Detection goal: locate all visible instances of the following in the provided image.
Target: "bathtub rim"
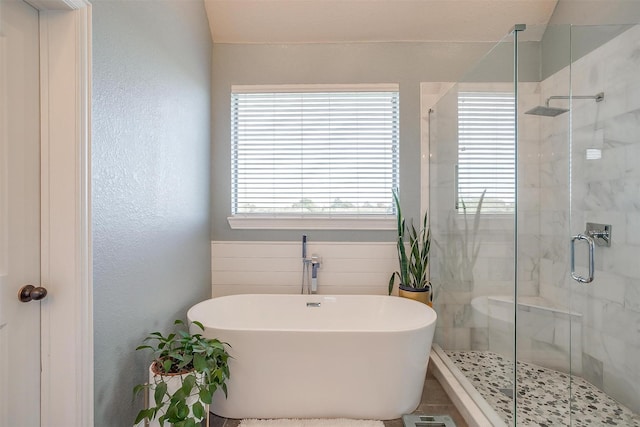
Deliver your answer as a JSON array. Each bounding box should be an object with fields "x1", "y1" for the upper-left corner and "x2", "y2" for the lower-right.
[{"x1": 187, "y1": 293, "x2": 437, "y2": 334}]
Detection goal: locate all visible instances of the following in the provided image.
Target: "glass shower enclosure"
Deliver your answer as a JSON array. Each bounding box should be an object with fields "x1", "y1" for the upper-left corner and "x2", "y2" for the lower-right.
[{"x1": 429, "y1": 22, "x2": 640, "y2": 426}]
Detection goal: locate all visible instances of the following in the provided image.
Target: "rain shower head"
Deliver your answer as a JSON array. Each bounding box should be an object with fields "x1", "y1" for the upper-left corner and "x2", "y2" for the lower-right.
[
  {"x1": 525, "y1": 92, "x2": 604, "y2": 117},
  {"x1": 525, "y1": 105, "x2": 569, "y2": 117}
]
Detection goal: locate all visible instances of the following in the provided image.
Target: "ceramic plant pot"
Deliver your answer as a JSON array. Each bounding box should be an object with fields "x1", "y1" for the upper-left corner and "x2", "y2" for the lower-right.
[
  {"x1": 145, "y1": 362, "x2": 206, "y2": 427},
  {"x1": 398, "y1": 284, "x2": 433, "y2": 307}
]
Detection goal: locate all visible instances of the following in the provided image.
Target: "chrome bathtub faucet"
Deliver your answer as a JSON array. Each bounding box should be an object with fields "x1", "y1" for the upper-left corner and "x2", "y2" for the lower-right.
[{"x1": 301, "y1": 235, "x2": 321, "y2": 294}]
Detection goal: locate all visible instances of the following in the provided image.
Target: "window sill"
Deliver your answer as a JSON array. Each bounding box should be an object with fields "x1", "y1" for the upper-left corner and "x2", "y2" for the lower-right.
[{"x1": 227, "y1": 215, "x2": 396, "y2": 231}]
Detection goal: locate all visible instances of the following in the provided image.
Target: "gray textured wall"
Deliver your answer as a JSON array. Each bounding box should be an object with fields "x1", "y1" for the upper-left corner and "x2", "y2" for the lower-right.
[
  {"x1": 91, "y1": 1, "x2": 212, "y2": 426},
  {"x1": 211, "y1": 41, "x2": 540, "y2": 242}
]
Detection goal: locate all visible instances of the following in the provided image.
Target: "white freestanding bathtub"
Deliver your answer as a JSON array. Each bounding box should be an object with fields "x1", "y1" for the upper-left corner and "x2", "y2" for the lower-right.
[{"x1": 187, "y1": 294, "x2": 437, "y2": 420}]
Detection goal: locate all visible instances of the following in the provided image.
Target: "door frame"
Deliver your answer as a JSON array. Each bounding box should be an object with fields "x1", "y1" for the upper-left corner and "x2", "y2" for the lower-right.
[{"x1": 28, "y1": 0, "x2": 93, "y2": 425}]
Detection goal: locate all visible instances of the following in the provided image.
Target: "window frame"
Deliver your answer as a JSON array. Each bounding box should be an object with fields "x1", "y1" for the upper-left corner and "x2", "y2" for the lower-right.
[{"x1": 228, "y1": 83, "x2": 400, "y2": 230}]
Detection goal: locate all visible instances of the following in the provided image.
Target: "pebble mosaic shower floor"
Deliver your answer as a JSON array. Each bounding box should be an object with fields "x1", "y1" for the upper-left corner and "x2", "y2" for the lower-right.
[{"x1": 445, "y1": 351, "x2": 640, "y2": 426}]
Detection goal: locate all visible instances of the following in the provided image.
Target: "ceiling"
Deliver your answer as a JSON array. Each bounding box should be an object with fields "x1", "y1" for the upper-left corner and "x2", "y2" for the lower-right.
[{"x1": 203, "y1": 0, "x2": 559, "y2": 44}]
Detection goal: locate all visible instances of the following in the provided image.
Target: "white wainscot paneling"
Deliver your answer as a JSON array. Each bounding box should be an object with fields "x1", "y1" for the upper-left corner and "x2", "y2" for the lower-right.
[{"x1": 211, "y1": 241, "x2": 397, "y2": 297}]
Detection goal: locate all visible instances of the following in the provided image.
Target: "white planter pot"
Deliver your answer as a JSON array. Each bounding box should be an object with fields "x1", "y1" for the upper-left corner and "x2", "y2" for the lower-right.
[{"x1": 144, "y1": 363, "x2": 206, "y2": 427}]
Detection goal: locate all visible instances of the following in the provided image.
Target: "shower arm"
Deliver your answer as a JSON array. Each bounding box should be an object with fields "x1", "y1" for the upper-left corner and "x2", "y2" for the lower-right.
[{"x1": 545, "y1": 92, "x2": 604, "y2": 107}]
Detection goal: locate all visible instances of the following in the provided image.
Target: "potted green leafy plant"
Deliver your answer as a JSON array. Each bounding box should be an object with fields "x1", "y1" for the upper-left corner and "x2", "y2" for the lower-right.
[
  {"x1": 133, "y1": 319, "x2": 230, "y2": 427},
  {"x1": 388, "y1": 189, "x2": 432, "y2": 306}
]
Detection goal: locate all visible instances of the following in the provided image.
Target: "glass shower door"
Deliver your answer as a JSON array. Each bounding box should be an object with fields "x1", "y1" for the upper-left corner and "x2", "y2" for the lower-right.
[
  {"x1": 519, "y1": 22, "x2": 640, "y2": 426},
  {"x1": 516, "y1": 23, "x2": 576, "y2": 426},
  {"x1": 429, "y1": 28, "x2": 519, "y2": 426},
  {"x1": 565, "y1": 23, "x2": 640, "y2": 426}
]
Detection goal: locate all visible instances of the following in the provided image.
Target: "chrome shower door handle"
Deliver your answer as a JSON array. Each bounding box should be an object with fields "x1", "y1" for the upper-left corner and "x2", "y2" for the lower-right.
[{"x1": 570, "y1": 233, "x2": 595, "y2": 283}]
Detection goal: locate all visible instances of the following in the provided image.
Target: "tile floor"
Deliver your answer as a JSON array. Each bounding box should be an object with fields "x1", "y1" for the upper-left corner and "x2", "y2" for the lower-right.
[
  {"x1": 447, "y1": 350, "x2": 640, "y2": 427},
  {"x1": 209, "y1": 364, "x2": 467, "y2": 427}
]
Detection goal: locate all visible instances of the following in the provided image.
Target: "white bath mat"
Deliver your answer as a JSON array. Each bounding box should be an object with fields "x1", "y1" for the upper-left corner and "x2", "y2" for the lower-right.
[{"x1": 239, "y1": 419, "x2": 384, "y2": 427}]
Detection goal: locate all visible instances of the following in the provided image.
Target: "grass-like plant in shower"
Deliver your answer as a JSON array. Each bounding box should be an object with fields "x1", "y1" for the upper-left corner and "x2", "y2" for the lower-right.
[
  {"x1": 133, "y1": 319, "x2": 230, "y2": 427},
  {"x1": 388, "y1": 189, "x2": 432, "y2": 301},
  {"x1": 433, "y1": 190, "x2": 486, "y2": 292}
]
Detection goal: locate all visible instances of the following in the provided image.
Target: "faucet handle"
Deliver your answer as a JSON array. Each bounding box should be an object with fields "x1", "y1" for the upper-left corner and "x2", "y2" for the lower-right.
[
  {"x1": 310, "y1": 254, "x2": 321, "y2": 294},
  {"x1": 586, "y1": 222, "x2": 611, "y2": 247}
]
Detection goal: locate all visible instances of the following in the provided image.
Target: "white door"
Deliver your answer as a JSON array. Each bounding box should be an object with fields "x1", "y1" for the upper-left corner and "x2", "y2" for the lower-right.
[{"x1": 0, "y1": 1, "x2": 43, "y2": 426}]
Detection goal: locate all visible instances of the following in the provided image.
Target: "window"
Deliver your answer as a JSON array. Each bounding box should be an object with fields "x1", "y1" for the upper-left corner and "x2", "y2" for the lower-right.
[
  {"x1": 230, "y1": 84, "x2": 399, "y2": 228},
  {"x1": 457, "y1": 91, "x2": 515, "y2": 214}
]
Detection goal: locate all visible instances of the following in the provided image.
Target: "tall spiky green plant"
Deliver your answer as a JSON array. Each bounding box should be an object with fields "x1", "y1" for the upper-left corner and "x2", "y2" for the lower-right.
[
  {"x1": 388, "y1": 189, "x2": 431, "y2": 295},
  {"x1": 432, "y1": 189, "x2": 486, "y2": 291}
]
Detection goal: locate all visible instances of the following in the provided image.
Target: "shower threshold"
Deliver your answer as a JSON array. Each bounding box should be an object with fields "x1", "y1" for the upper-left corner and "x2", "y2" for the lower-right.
[{"x1": 430, "y1": 345, "x2": 640, "y2": 426}]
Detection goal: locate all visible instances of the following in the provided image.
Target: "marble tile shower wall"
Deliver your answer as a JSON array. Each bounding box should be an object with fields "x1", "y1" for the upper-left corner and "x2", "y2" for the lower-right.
[{"x1": 537, "y1": 24, "x2": 640, "y2": 413}]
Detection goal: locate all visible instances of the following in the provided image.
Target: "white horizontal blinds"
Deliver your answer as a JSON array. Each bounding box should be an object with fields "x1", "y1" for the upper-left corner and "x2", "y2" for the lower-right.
[
  {"x1": 457, "y1": 91, "x2": 515, "y2": 213},
  {"x1": 231, "y1": 87, "x2": 399, "y2": 216}
]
